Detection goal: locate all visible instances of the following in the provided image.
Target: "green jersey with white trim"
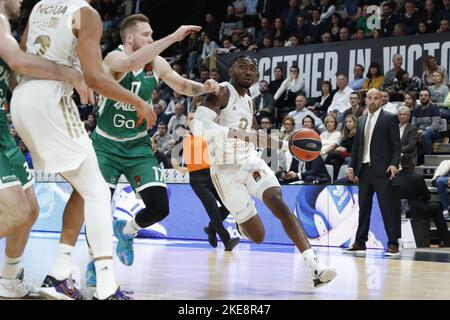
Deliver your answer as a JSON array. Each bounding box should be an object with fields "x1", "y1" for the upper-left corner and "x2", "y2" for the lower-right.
[{"x1": 96, "y1": 45, "x2": 158, "y2": 139}]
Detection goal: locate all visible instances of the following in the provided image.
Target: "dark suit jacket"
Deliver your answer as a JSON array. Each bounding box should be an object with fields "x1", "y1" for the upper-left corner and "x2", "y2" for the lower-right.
[
  {"x1": 401, "y1": 123, "x2": 418, "y2": 163},
  {"x1": 391, "y1": 169, "x2": 431, "y2": 215},
  {"x1": 350, "y1": 109, "x2": 401, "y2": 177}
]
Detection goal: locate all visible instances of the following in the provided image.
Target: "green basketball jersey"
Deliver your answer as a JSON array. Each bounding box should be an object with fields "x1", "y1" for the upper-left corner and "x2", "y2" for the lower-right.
[
  {"x1": 0, "y1": 58, "x2": 10, "y2": 128},
  {"x1": 96, "y1": 45, "x2": 158, "y2": 140}
]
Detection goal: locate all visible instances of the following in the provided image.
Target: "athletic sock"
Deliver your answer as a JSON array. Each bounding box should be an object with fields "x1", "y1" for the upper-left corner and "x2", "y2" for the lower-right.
[
  {"x1": 50, "y1": 243, "x2": 73, "y2": 280},
  {"x1": 2, "y1": 255, "x2": 22, "y2": 279},
  {"x1": 94, "y1": 259, "x2": 117, "y2": 299},
  {"x1": 301, "y1": 248, "x2": 317, "y2": 265},
  {"x1": 123, "y1": 219, "x2": 141, "y2": 236}
]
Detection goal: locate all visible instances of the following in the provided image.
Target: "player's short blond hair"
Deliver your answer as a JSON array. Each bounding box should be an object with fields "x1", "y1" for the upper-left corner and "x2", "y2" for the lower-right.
[{"x1": 120, "y1": 13, "x2": 149, "y2": 42}]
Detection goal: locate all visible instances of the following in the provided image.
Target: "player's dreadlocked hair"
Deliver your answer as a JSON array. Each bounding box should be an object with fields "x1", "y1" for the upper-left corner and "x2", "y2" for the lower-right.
[{"x1": 230, "y1": 55, "x2": 258, "y2": 69}]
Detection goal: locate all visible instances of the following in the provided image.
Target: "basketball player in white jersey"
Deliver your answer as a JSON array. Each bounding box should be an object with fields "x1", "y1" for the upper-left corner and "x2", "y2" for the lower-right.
[
  {"x1": 0, "y1": 0, "x2": 94, "y2": 298},
  {"x1": 11, "y1": 0, "x2": 156, "y2": 300},
  {"x1": 192, "y1": 55, "x2": 337, "y2": 288}
]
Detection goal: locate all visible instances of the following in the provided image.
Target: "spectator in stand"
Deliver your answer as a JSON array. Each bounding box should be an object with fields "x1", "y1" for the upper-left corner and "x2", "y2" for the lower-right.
[
  {"x1": 438, "y1": 0, "x2": 450, "y2": 23},
  {"x1": 152, "y1": 89, "x2": 167, "y2": 112},
  {"x1": 281, "y1": 0, "x2": 300, "y2": 34},
  {"x1": 392, "y1": 69, "x2": 423, "y2": 101},
  {"x1": 343, "y1": 92, "x2": 365, "y2": 119},
  {"x1": 310, "y1": 80, "x2": 334, "y2": 119},
  {"x1": 209, "y1": 69, "x2": 221, "y2": 83},
  {"x1": 319, "y1": 0, "x2": 336, "y2": 23},
  {"x1": 148, "y1": 104, "x2": 170, "y2": 136},
  {"x1": 185, "y1": 31, "x2": 203, "y2": 77},
  {"x1": 329, "y1": 12, "x2": 343, "y2": 41},
  {"x1": 233, "y1": 0, "x2": 247, "y2": 19},
  {"x1": 421, "y1": 0, "x2": 439, "y2": 33},
  {"x1": 328, "y1": 74, "x2": 353, "y2": 122},
  {"x1": 199, "y1": 33, "x2": 219, "y2": 70},
  {"x1": 288, "y1": 94, "x2": 323, "y2": 131},
  {"x1": 84, "y1": 112, "x2": 96, "y2": 136},
  {"x1": 348, "y1": 64, "x2": 365, "y2": 91},
  {"x1": 338, "y1": 26, "x2": 351, "y2": 41},
  {"x1": 196, "y1": 67, "x2": 210, "y2": 84},
  {"x1": 429, "y1": 70, "x2": 450, "y2": 107},
  {"x1": 431, "y1": 159, "x2": 450, "y2": 219},
  {"x1": 401, "y1": 0, "x2": 420, "y2": 35},
  {"x1": 325, "y1": 114, "x2": 356, "y2": 180},
  {"x1": 435, "y1": 18, "x2": 449, "y2": 33},
  {"x1": 261, "y1": 34, "x2": 274, "y2": 49},
  {"x1": 441, "y1": 92, "x2": 450, "y2": 120},
  {"x1": 412, "y1": 89, "x2": 442, "y2": 156},
  {"x1": 286, "y1": 34, "x2": 300, "y2": 47},
  {"x1": 203, "y1": 13, "x2": 221, "y2": 43},
  {"x1": 279, "y1": 116, "x2": 296, "y2": 142},
  {"x1": 320, "y1": 115, "x2": 342, "y2": 161},
  {"x1": 392, "y1": 22, "x2": 406, "y2": 37},
  {"x1": 243, "y1": 0, "x2": 259, "y2": 29},
  {"x1": 274, "y1": 65, "x2": 305, "y2": 119},
  {"x1": 295, "y1": 15, "x2": 308, "y2": 41},
  {"x1": 270, "y1": 17, "x2": 288, "y2": 42},
  {"x1": 256, "y1": 17, "x2": 271, "y2": 48},
  {"x1": 153, "y1": 123, "x2": 171, "y2": 154},
  {"x1": 171, "y1": 123, "x2": 186, "y2": 143},
  {"x1": 353, "y1": 27, "x2": 366, "y2": 40},
  {"x1": 167, "y1": 103, "x2": 187, "y2": 134},
  {"x1": 361, "y1": 62, "x2": 384, "y2": 95},
  {"x1": 398, "y1": 106, "x2": 418, "y2": 163},
  {"x1": 321, "y1": 32, "x2": 333, "y2": 43},
  {"x1": 371, "y1": 28, "x2": 384, "y2": 39},
  {"x1": 256, "y1": 0, "x2": 278, "y2": 21},
  {"x1": 381, "y1": 0, "x2": 400, "y2": 36},
  {"x1": 422, "y1": 55, "x2": 448, "y2": 86},
  {"x1": 356, "y1": 4, "x2": 371, "y2": 36},
  {"x1": 305, "y1": 9, "x2": 326, "y2": 43},
  {"x1": 219, "y1": 5, "x2": 244, "y2": 40},
  {"x1": 269, "y1": 66, "x2": 284, "y2": 97},
  {"x1": 404, "y1": 91, "x2": 417, "y2": 111},
  {"x1": 162, "y1": 139, "x2": 177, "y2": 168},
  {"x1": 254, "y1": 80, "x2": 275, "y2": 124},
  {"x1": 299, "y1": 0, "x2": 315, "y2": 18},
  {"x1": 345, "y1": 0, "x2": 362, "y2": 30},
  {"x1": 165, "y1": 91, "x2": 187, "y2": 116},
  {"x1": 381, "y1": 90, "x2": 399, "y2": 115},
  {"x1": 416, "y1": 21, "x2": 428, "y2": 34}
]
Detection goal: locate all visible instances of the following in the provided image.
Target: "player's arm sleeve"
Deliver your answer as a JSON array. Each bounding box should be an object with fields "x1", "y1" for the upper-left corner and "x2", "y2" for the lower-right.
[{"x1": 191, "y1": 106, "x2": 229, "y2": 139}]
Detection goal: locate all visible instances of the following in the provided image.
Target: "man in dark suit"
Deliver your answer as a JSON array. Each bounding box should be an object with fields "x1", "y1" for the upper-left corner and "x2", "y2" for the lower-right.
[
  {"x1": 398, "y1": 106, "x2": 418, "y2": 164},
  {"x1": 345, "y1": 88, "x2": 401, "y2": 256},
  {"x1": 392, "y1": 155, "x2": 450, "y2": 247}
]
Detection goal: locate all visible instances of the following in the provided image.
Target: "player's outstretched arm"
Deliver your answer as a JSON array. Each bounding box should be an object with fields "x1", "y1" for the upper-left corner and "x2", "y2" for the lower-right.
[
  {"x1": 76, "y1": 7, "x2": 155, "y2": 126},
  {"x1": 153, "y1": 56, "x2": 219, "y2": 96},
  {"x1": 106, "y1": 25, "x2": 201, "y2": 73},
  {"x1": 0, "y1": 16, "x2": 88, "y2": 98}
]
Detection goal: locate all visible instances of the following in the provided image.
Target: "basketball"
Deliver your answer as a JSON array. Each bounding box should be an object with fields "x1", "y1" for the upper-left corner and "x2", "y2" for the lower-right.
[{"x1": 288, "y1": 128, "x2": 322, "y2": 162}]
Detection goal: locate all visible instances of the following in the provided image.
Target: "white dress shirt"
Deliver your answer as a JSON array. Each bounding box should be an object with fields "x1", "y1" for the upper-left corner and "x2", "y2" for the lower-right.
[
  {"x1": 362, "y1": 107, "x2": 382, "y2": 164},
  {"x1": 328, "y1": 86, "x2": 353, "y2": 114}
]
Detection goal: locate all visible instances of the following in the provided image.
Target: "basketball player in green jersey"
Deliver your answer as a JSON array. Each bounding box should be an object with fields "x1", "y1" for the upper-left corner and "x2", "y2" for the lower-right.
[
  {"x1": 0, "y1": 0, "x2": 93, "y2": 298},
  {"x1": 47, "y1": 13, "x2": 219, "y2": 286}
]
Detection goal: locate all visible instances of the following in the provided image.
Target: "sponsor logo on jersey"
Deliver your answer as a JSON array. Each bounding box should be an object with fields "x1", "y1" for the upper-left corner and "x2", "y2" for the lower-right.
[
  {"x1": 252, "y1": 171, "x2": 261, "y2": 182},
  {"x1": 35, "y1": 4, "x2": 68, "y2": 15}
]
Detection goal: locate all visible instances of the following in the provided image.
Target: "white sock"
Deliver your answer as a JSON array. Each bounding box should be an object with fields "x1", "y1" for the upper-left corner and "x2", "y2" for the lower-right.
[
  {"x1": 50, "y1": 243, "x2": 73, "y2": 280},
  {"x1": 301, "y1": 248, "x2": 317, "y2": 265},
  {"x1": 94, "y1": 259, "x2": 117, "y2": 299},
  {"x1": 2, "y1": 255, "x2": 22, "y2": 279},
  {"x1": 123, "y1": 219, "x2": 141, "y2": 236}
]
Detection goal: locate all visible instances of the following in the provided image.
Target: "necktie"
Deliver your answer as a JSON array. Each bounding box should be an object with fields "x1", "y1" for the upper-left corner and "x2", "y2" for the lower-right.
[{"x1": 363, "y1": 113, "x2": 374, "y2": 162}]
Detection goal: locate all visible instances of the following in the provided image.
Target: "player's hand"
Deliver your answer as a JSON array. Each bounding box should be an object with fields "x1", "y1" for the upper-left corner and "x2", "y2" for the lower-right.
[
  {"x1": 386, "y1": 165, "x2": 398, "y2": 180},
  {"x1": 135, "y1": 100, "x2": 156, "y2": 129},
  {"x1": 171, "y1": 25, "x2": 202, "y2": 42},
  {"x1": 203, "y1": 79, "x2": 220, "y2": 94},
  {"x1": 69, "y1": 69, "x2": 95, "y2": 105}
]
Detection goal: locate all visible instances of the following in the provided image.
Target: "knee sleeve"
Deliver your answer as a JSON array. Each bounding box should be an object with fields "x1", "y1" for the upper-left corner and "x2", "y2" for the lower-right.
[{"x1": 135, "y1": 187, "x2": 169, "y2": 228}]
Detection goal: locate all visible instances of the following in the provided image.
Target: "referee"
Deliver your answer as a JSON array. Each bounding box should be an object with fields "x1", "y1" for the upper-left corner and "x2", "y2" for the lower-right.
[{"x1": 172, "y1": 113, "x2": 240, "y2": 251}]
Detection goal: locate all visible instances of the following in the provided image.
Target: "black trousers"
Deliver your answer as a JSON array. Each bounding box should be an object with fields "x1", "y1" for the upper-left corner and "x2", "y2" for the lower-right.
[
  {"x1": 409, "y1": 201, "x2": 449, "y2": 244},
  {"x1": 189, "y1": 168, "x2": 230, "y2": 244},
  {"x1": 356, "y1": 164, "x2": 399, "y2": 246}
]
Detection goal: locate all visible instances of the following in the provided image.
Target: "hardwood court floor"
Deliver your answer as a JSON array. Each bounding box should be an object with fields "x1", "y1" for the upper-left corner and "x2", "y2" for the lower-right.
[{"x1": 3, "y1": 233, "x2": 450, "y2": 300}]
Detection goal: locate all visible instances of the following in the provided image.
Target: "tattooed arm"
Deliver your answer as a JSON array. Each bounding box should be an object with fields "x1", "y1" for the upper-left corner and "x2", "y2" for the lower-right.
[{"x1": 153, "y1": 56, "x2": 218, "y2": 96}]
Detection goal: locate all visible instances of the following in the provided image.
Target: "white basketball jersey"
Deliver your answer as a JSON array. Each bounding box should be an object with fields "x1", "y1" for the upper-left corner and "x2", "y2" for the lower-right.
[
  {"x1": 26, "y1": 0, "x2": 88, "y2": 69},
  {"x1": 209, "y1": 82, "x2": 257, "y2": 164}
]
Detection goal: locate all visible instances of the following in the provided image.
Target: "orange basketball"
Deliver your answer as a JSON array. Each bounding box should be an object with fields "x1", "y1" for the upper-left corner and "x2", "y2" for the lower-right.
[{"x1": 288, "y1": 128, "x2": 322, "y2": 162}]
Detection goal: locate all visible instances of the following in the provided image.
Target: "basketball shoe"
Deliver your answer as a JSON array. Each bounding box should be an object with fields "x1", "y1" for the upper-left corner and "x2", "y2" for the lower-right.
[
  {"x1": 93, "y1": 287, "x2": 133, "y2": 300},
  {"x1": 309, "y1": 257, "x2": 337, "y2": 288},
  {"x1": 0, "y1": 268, "x2": 36, "y2": 298},
  {"x1": 113, "y1": 219, "x2": 134, "y2": 266},
  {"x1": 85, "y1": 260, "x2": 96, "y2": 286},
  {"x1": 39, "y1": 274, "x2": 83, "y2": 300}
]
